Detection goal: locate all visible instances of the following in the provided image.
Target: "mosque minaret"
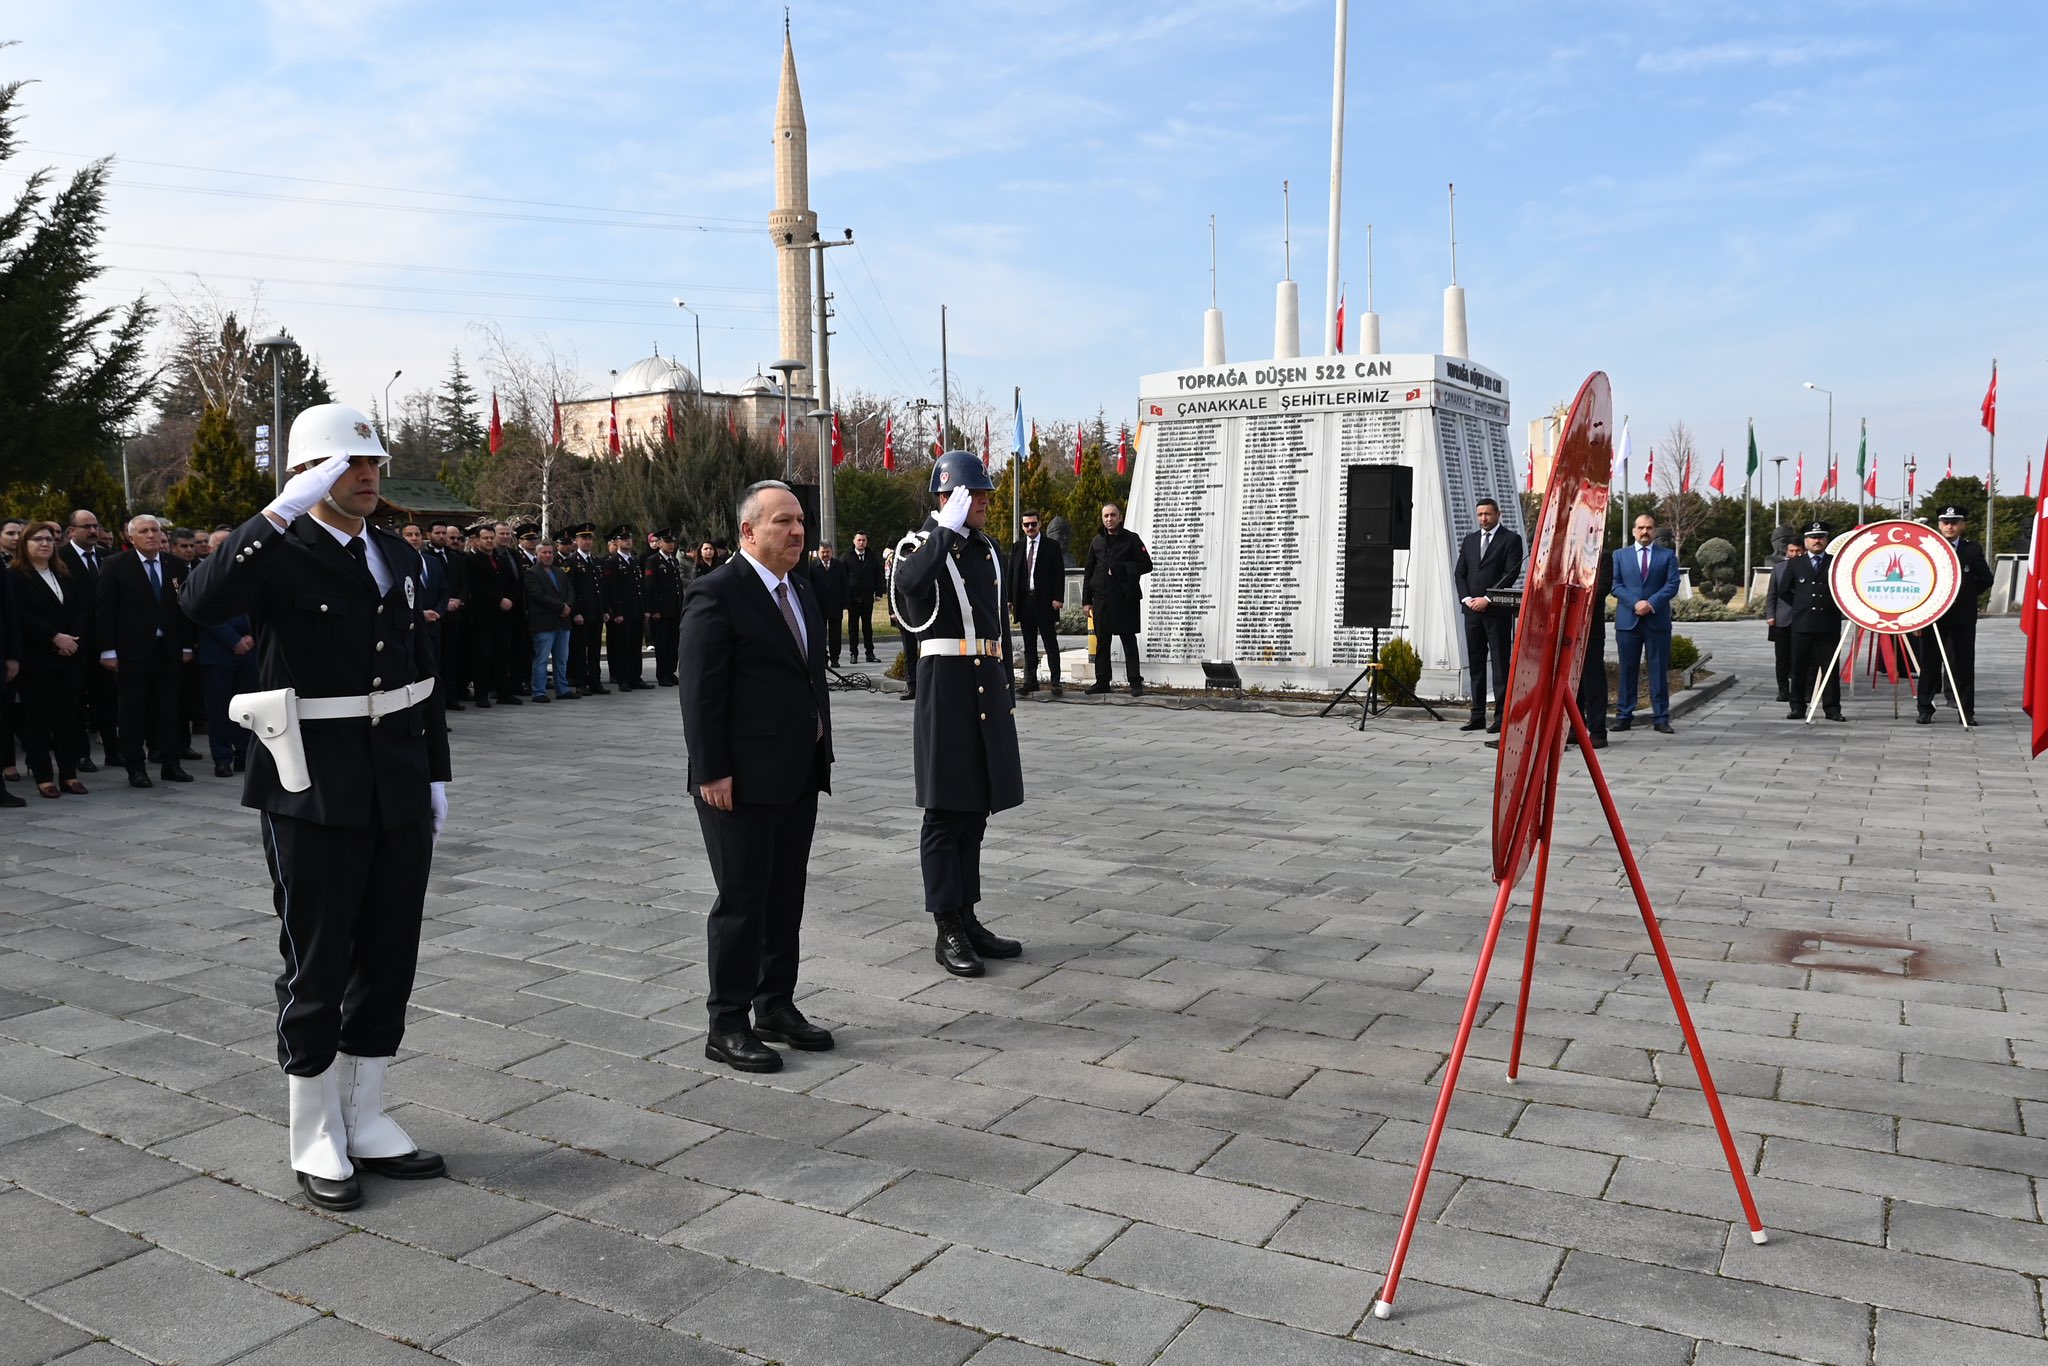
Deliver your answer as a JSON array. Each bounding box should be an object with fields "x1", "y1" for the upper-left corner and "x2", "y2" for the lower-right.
[{"x1": 769, "y1": 19, "x2": 817, "y2": 396}]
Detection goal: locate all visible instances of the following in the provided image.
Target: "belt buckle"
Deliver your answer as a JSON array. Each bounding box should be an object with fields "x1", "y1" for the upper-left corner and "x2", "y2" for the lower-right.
[{"x1": 366, "y1": 688, "x2": 384, "y2": 720}]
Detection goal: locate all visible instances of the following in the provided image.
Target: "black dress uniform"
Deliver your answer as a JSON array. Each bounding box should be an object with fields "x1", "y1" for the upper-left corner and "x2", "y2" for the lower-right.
[
  {"x1": 463, "y1": 535, "x2": 502, "y2": 706},
  {"x1": 1916, "y1": 513, "x2": 1996, "y2": 724},
  {"x1": 893, "y1": 487, "x2": 1026, "y2": 976},
  {"x1": 1786, "y1": 524, "x2": 1845, "y2": 720},
  {"x1": 601, "y1": 536, "x2": 646, "y2": 688},
  {"x1": 565, "y1": 531, "x2": 606, "y2": 692},
  {"x1": 643, "y1": 539, "x2": 685, "y2": 686}
]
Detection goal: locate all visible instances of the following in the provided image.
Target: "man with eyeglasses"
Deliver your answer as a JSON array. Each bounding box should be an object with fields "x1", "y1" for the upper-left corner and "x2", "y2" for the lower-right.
[{"x1": 1010, "y1": 511, "x2": 1065, "y2": 696}]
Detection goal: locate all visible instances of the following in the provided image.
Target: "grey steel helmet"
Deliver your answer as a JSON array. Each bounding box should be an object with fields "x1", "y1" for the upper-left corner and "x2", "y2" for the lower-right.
[{"x1": 929, "y1": 449, "x2": 995, "y2": 495}]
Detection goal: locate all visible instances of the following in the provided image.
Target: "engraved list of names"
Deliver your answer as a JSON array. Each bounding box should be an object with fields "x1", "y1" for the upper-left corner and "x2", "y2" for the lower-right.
[
  {"x1": 1232, "y1": 415, "x2": 1314, "y2": 664},
  {"x1": 1141, "y1": 418, "x2": 1224, "y2": 663}
]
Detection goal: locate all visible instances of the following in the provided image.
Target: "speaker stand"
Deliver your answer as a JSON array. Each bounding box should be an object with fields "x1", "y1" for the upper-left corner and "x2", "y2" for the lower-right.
[{"x1": 1320, "y1": 629, "x2": 1441, "y2": 730}]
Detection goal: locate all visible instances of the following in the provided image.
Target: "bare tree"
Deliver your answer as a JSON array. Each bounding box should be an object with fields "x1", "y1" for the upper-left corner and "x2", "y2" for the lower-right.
[
  {"x1": 471, "y1": 324, "x2": 591, "y2": 534},
  {"x1": 1655, "y1": 419, "x2": 1710, "y2": 559}
]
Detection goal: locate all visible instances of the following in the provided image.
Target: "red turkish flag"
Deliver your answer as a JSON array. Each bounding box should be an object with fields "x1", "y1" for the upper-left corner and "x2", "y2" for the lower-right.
[
  {"x1": 2022, "y1": 486, "x2": 2048, "y2": 756},
  {"x1": 1117, "y1": 426, "x2": 1129, "y2": 476},
  {"x1": 1907, "y1": 462, "x2": 1916, "y2": 499},
  {"x1": 727, "y1": 408, "x2": 738, "y2": 437},
  {"x1": 488, "y1": 391, "x2": 503, "y2": 454},
  {"x1": 778, "y1": 411, "x2": 787, "y2": 449},
  {"x1": 831, "y1": 410, "x2": 844, "y2": 468},
  {"x1": 1793, "y1": 453, "x2": 1803, "y2": 497},
  {"x1": 607, "y1": 398, "x2": 620, "y2": 455},
  {"x1": 1709, "y1": 455, "x2": 1725, "y2": 495},
  {"x1": 550, "y1": 398, "x2": 561, "y2": 449},
  {"x1": 664, "y1": 400, "x2": 676, "y2": 444},
  {"x1": 1680, "y1": 454, "x2": 1692, "y2": 495},
  {"x1": 1644, "y1": 446, "x2": 1654, "y2": 487},
  {"x1": 1073, "y1": 422, "x2": 1085, "y2": 476},
  {"x1": 883, "y1": 417, "x2": 896, "y2": 472},
  {"x1": 1335, "y1": 290, "x2": 1346, "y2": 353},
  {"x1": 1863, "y1": 453, "x2": 1878, "y2": 499},
  {"x1": 1818, "y1": 457, "x2": 1837, "y2": 497},
  {"x1": 1982, "y1": 363, "x2": 1998, "y2": 434},
  {"x1": 1946, "y1": 454, "x2": 1954, "y2": 480}
]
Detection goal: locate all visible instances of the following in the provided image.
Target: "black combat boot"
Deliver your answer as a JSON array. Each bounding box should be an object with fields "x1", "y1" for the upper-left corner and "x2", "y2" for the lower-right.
[
  {"x1": 934, "y1": 913, "x2": 985, "y2": 977},
  {"x1": 959, "y1": 908, "x2": 1021, "y2": 959}
]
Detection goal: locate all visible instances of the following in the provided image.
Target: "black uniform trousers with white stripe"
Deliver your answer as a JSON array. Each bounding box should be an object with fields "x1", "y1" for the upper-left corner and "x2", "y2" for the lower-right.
[{"x1": 262, "y1": 795, "x2": 434, "y2": 1077}]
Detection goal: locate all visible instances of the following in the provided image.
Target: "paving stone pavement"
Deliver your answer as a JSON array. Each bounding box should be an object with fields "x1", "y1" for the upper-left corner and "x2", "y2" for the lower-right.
[{"x1": 2, "y1": 619, "x2": 2045, "y2": 1364}]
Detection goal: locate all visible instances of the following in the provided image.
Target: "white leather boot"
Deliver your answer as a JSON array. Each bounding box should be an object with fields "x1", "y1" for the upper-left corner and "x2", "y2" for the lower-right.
[
  {"x1": 287, "y1": 1065, "x2": 353, "y2": 1180},
  {"x1": 336, "y1": 1053, "x2": 415, "y2": 1158}
]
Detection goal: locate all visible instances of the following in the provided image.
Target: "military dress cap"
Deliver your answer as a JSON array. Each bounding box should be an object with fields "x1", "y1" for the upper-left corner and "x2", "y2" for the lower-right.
[
  {"x1": 609, "y1": 524, "x2": 634, "y2": 541},
  {"x1": 514, "y1": 522, "x2": 540, "y2": 538},
  {"x1": 464, "y1": 522, "x2": 488, "y2": 536},
  {"x1": 568, "y1": 522, "x2": 595, "y2": 536},
  {"x1": 653, "y1": 528, "x2": 675, "y2": 542},
  {"x1": 1937, "y1": 505, "x2": 1968, "y2": 520},
  {"x1": 1804, "y1": 521, "x2": 1831, "y2": 538}
]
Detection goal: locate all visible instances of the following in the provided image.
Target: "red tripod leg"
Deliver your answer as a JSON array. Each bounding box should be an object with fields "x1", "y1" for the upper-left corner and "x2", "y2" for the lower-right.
[
  {"x1": 1563, "y1": 693, "x2": 1769, "y2": 1243},
  {"x1": 1372, "y1": 872, "x2": 1520, "y2": 1319},
  {"x1": 1506, "y1": 723, "x2": 1565, "y2": 1081}
]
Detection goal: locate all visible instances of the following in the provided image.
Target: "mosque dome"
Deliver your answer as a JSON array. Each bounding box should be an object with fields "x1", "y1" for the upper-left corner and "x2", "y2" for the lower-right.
[
  {"x1": 735, "y1": 371, "x2": 780, "y2": 397},
  {"x1": 612, "y1": 354, "x2": 697, "y2": 397}
]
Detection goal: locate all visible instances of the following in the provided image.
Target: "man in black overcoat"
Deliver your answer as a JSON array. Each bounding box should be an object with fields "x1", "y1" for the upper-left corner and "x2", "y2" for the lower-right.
[
  {"x1": 1082, "y1": 503, "x2": 1151, "y2": 695},
  {"x1": 678, "y1": 481, "x2": 834, "y2": 1074},
  {"x1": 643, "y1": 529, "x2": 686, "y2": 686},
  {"x1": 893, "y1": 452, "x2": 1026, "y2": 977},
  {"x1": 806, "y1": 542, "x2": 850, "y2": 666},
  {"x1": 463, "y1": 525, "x2": 505, "y2": 707},
  {"x1": 180, "y1": 405, "x2": 450, "y2": 1213}
]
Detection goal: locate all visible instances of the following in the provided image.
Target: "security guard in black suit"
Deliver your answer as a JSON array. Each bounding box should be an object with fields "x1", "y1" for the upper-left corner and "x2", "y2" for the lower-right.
[
  {"x1": 180, "y1": 404, "x2": 449, "y2": 1214},
  {"x1": 601, "y1": 525, "x2": 647, "y2": 689},
  {"x1": 564, "y1": 523, "x2": 607, "y2": 693},
  {"x1": 643, "y1": 528, "x2": 685, "y2": 686},
  {"x1": 1786, "y1": 521, "x2": 1846, "y2": 721},
  {"x1": 890, "y1": 451, "x2": 1026, "y2": 977},
  {"x1": 1916, "y1": 504, "x2": 1997, "y2": 725}
]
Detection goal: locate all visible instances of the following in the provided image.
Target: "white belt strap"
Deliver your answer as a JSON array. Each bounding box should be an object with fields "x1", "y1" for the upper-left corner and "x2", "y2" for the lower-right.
[
  {"x1": 920, "y1": 638, "x2": 1004, "y2": 659},
  {"x1": 295, "y1": 678, "x2": 435, "y2": 722}
]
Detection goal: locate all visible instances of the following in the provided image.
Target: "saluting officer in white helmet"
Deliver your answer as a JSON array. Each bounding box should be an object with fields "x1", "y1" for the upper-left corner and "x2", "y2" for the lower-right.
[
  {"x1": 180, "y1": 404, "x2": 451, "y2": 1212},
  {"x1": 890, "y1": 451, "x2": 1027, "y2": 976}
]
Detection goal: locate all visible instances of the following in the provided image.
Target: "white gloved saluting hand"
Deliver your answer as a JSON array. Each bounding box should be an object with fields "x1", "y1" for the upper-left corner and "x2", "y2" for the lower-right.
[
  {"x1": 429, "y1": 782, "x2": 448, "y2": 845},
  {"x1": 264, "y1": 453, "x2": 353, "y2": 528},
  {"x1": 935, "y1": 486, "x2": 973, "y2": 534}
]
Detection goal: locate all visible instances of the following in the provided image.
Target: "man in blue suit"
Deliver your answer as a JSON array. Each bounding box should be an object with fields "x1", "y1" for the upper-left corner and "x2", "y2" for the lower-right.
[{"x1": 1613, "y1": 513, "x2": 1683, "y2": 734}]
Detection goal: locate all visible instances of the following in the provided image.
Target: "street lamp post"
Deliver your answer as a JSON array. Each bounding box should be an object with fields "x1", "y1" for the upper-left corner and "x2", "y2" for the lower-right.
[
  {"x1": 808, "y1": 406, "x2": 833, "y2": 546},
  {"x1": 382, "y1": 369, "x2": 402, "y2": 444},
  {"x1": 673, "y1": 301, "x2": 703, "y2": 397},
  {"x1": 1802, "y1": 381, "x2": 1834, "y2": 512},
  {"x1": 768, "y1": 360, "x2": 806, "y2": 481},
  {"x1": 1771, "y1": 456, "x2": 1787, "y2": 528},
  {"x1": 252, "y1": 332, "x2": 299, "y2": 492}
]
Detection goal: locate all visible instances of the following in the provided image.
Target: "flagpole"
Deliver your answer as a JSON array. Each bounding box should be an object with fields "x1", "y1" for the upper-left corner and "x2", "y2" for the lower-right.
[
  {"x1": 1855, "y1": 417, "x2": 1866, "y2": 524},
  {"x1": 1013, "y1": 386, "x2": 1022, "y2": 543},
  {"x1": 1743, "y1": 420, "x2": 1753, "y2": 605},
  {"x1": 1987, "y1": 358, "x2": 1998, "y2": 535}
]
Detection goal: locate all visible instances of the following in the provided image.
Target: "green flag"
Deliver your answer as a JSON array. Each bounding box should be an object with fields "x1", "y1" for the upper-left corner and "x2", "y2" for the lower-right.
[
  {"x1": 1746, "y1": 420, "x2": 1759, "y2": 485},
  {"x1": 1857, "y1": 421, "x2": 1867, "y2": 480}
]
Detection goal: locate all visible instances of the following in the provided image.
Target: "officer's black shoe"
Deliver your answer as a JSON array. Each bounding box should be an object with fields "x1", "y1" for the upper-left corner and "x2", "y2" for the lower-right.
[
  {"x1": 177, "y1": 748, "x2": 202, "y2": 762},
  {"x1": 297, "y1": 1170, "x2": 363, "y2": 1211},
  {"x1": 1653, "y1": 722, "x2": 1674, "y2": 735},
  {"x1": 935, "y1": 914, "x2": 985, "y2": 977},
  {"x1": 704, "y1": 1029, "x2": 783, "y2": 1073},
  {"x1": 445, "y1": 701, "x2": 465, "y2": 711},
  {"x1": 215, "y1": 763, "x2": 234, "y2": 778},
  {"x1": 499, "y1": 694, "x2": 524, "y2": 705},
  {"x1": 76, "y1": 758, "x2": 98, "y2": 774},
  {"x1": 1776, "y1": 691, "x2": 1792, "y2": 702},
  {"x1": 1084, "y1": 682, "x2": 1111, "y2": 695},
  {"x1": 1915, "y1": 711, "x2": 1933, "y2": 725},
  {"x1": 1485, "y1": 720, "x2": 1500, "y2": 734},
  {"x1": 1019, "y1": 683, "x2": 1039, "y2": 694},
  {"x1": 1459, "y1": 718, "x2": 1486, "y2": 731},
  {"x1": 1825, "y1": 711, "x2": 1847, "y2": 723},
  {"x1": 1129, "y1": 681, "x2": 1145, "y2": 697},
  {"x1": 128, "y1": 772, "x2": 153, "y2": 789},
  {"x1": 1050, "y1": 683, "x2": 1064, "y2": 697},
  {"x1": 354, "y1": 1149, "x2": 446, "y2": 1180},
  {"x1": 530, "y1": 693, "x2": 550, "y2": 704},
  {"x1": 960, "y1": 909, "x2": 1022, "y2": 959},
  {"x1": 866, "y1": 654, "x2": 880, "y2": 664},
  {"x1": 161, "y1": 766, "x2": 194, "y2": 783},
  {"x1": 754, "y1": 1003, "x2": 835, "y2": 1051},
  {"x1": 586, "y1": 685, "x2": 611, "y2": 695},
  {"x1": 1588, "y1": 735, "x2": 1609, "y2": 750},
  {"x1": 472, "y1": 698, "x2": 492, "y2": 709},
  {"x1": 1613, "y1": 717, "x2": 1633, "y2": 731}
]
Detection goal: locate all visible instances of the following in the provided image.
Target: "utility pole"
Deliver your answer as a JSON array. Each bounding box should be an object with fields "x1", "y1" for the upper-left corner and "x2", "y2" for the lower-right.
[{"x1": 781, "y1": 228, "x2": 854, "y2": 548}]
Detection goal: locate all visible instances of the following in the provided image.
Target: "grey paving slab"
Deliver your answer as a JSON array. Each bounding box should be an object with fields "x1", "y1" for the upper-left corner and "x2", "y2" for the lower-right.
[
  {"x1": 0, "y1": 1294, "x2": 93, "y2": 1366},
  {"x1": 0, "y1": 1185, "x2": 147, "y2": 1296},
  {"x1": 437, "y1": 1293, "x2": 750, "y2": 1366},
  {"x1": 885, "y1": 1245, "x2": 1195, "y2": 1365},
  {"x1": 662, "y1": 1129, "x2": 903, "y2": 1211},
  {"x1": 466, "y1": 1212, "x2": 739, "y2": 1321},
  {"x1": 0, "y1": 1124, "x2": 190, "y2": 1211},
  {"x1": 1029, "y1": 1152, "x2": 1298, "y2": 1244},
  {"x1": 95, "y1": 1174, "x2": 340, "y2": 1274},
  {"x1": 829, "y1": 1111, "x2": 1074, "y2": 1191},
  {"x1": 670, "y1": 1190, "x2": 940, "y2": 1294},
  {"x1": 680, "y1": 1266, "x2": 988, "y2": 1366},
  {"x1": 1352, "y1": 1277, "x2": 1696, "y2": 1366},
  {"x1": 33, "y1": 1076, "x2": 236, "y2": 1147},
  {"x1": 254, "y1": 1231, "x2": 535, "y2": 1348},
  {"x1": 1085, "y1": 1221, "x2": 1374, "y2": 1334},
  {"x1": 34, "y1": 1246, "x2": 315, "y2": 1366},
  {"x1": 1153, "y1": 1308, "x2": 1413, "y2": 1366},
  {"x1": 852, "y1": 1169, "x2": 1126, "y2": 1270},
  {"x1": 483, "y1": 1144, "x2": 730, "y2": 1234},
  {"x1": 1546, "y1": 1250, "x2": 1872, "y2": 1365},
  {"x1": 223, "y1": 1314, "x2": 446, "y2": 1364},
  {"x1": 1874, "y1": 1308, "x2": 2048, "y2": 1365}
]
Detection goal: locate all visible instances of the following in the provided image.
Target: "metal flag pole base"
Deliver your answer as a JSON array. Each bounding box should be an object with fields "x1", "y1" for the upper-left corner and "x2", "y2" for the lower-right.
[{"x1": 1370, "y1": 690, "x2": 1766, "y2": 1320}]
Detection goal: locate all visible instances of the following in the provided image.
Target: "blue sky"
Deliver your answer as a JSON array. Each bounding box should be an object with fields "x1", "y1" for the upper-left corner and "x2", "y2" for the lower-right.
[{"x1": 8, "y1": 0, "x2": 2045, "y2": 491}]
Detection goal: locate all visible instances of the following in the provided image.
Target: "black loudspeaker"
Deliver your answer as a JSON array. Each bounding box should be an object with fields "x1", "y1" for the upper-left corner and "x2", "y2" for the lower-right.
[
  {"x1": 789, "y1": 482, "x2": 820, "y2": 554},
  {"x1": 1348, "y1": 464, "x2": 1413, "y2": 549},
  {"x1": 1343, "y1": 465, "x2": 1410, "y2": 629}
]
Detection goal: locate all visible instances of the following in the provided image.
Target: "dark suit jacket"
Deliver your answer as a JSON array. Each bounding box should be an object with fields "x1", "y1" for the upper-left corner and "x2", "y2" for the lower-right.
[
  {"x1": 678, "y1": 555, "x2": 832, "y2": 807},
  {"x1": 842, "y1": 549, "x2": 884, "y2": 600},
  {"x1": 522, "y1": 561, "x2": 573, "y2": 634},
  {"x1": 1612, "y1": 541, "x2": 1682, "y2": 635},
  {"x1": 804, "y1": 556, "x2": 849, "y2": 614},
  {"x1": 180, "y1": 514, "x2": 451, "y2": 828},
  {"x1": 1010, "y1": 535, "x2": 1065, "y2": 623},
  {"x1": 95, "y1": 551, "x2": 192, "y2": 664},
  {"x1": 1454, "y1": 526, "x2": 1524, "y2": 616}
]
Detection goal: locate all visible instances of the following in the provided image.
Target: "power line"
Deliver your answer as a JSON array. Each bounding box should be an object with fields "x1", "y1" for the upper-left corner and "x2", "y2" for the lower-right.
[
  {"x1": 852, "y1": 240, "x2": 924, "y2": 379},
  {"x1": 199, "y1": 291, "x2": 780, "y2": 335},
  {"x1": 106, "y1": 239, "x2": 774, "y2": 295},
  {"x1": 101, "y1": 264, "x2": 775, "y2": 315},
  {"x1": 108, "y1": 178, "x2": 759, "y2": 233}
]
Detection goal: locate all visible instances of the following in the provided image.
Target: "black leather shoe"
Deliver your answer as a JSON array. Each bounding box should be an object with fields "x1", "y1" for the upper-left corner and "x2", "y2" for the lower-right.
[
  {"x1": 297, "y1": 1170, "x2": 363, "y2": 1211},
  {"x1": 445, "y1": 701, "x2": 465, "y2": 711},
  {"x1": 472, "y1": 697, "x2": 492, "y2": 709},
  {"x1": 177, "y1": 748, "x2": 202, "y2": 762},
  {"x1": 935, "y1": 913, "x2": 985, "y2": 976},
  {"x1": 1129, "y1": 681, "x2": 1145, "y2": 697},
  {"x1": 1613, "y1": 717, "x2": 1633, "y2": 731},
  {"x1": 754, "y1": 1003, "x2": 835, "y2": 1051},
  {"x1": 128, "y1": 772, "x2": 154, "y2": 789},
  {"x1": 354, "y1": 1149, "x2": 446, "y2": 1180},
  {"x1": 704, "y1": 1029, "x2": 782, "y2": 1073},
  {"x1": 214, "y1": 763, "x2": 234, "y2": 778},
  {"x1": 160, "y1": 766, "x2": 194, "y2": 783},
  {"x1": 1775, "y1": 691, "x2": 1792, "y2": 703},
  {"x1": 530, "y1": 694, "x2": 550, "y2": 704},
  {"x1": 1785, "y1": 710, "x2": 1802, "y2": 719},
  {"x1": 1084, "y1": 682, "x2": 1111, "y2": 695},
  {"x1": 1825, "y1": 711, "x2": 1847, "y2": 723},
  {"x1": 960, "y1": 909, "x2": 1022, "y2": 959},
  {"x1": 585, "y1": 685, "x2": 611, "y2": 695},
  {"x1": 1914, "y1": 711, "x2": 1933, "y2": 725},
  {"x1": 1050, "y1": 684, "x2": 1064, "y2": 697},
  {"x1": 76, "y1": 758, "x2": 98, "y2": 774},
  {"x1": 499, "y1": 694, "x2": 524, "y2": 705},
  {"x1": 866, "y1": 655, "x2": 879, "y2": 664},
  {"x1": 1653, "y1": 722, "x2": 1673, "y2": 734},
  {"x1": 1019, "y1": 683, "x2": 1039, "y2": 694},
  {"x1": 1485, "y1": 721, "x2": 1500, "y2": 735},
  {"x1": 1459, "y1": 719, "x2": 1486, "y2": 732},
  {"x1": 1588, "y1": 735, "x2": 1609, "y2": 750}
]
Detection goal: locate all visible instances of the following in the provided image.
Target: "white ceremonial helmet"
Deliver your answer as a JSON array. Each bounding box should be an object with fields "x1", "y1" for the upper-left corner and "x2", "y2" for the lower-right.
[{"x1": 284, "y1": 403, "x2": 392, "y2": 473}]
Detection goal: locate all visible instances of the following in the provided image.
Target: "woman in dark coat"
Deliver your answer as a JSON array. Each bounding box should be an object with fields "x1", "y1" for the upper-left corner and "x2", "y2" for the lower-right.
[{"x1": 8, "y1": 521, "x2": 92, "y2": 796}]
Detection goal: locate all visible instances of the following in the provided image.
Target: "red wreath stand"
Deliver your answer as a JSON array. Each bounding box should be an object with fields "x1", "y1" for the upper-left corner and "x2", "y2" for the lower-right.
[{"x1": 1372, "y1": 372, "x2": 1768, "y2": 1320}]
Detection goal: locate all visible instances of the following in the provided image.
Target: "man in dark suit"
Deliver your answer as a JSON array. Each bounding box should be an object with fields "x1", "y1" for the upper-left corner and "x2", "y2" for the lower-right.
[
  {"x1": 642, "y1": 529, "x2": 685, "y2": 686},
  {"x1": 462, "y1": 525, "x2": 504, "y2": 708},
  {"x1": 496, "y1": 523, "x2": 535, "y2": 703},
  {"x1": 1612, "y1": 512, "x2": 1684, "y2": 734},
  {"x1": 424, "y1": 522, "x2": 467, "y2": 711},
  {"x1": 1765, "y1": 531, "x2": 1802, "y2": 702},
  {"x1": 805, "y1": 542, "x2": 849, "y2": 666},
  {"x1": 195, "y1": 528, "x2": 261, "y2": 777},
  {"x1": 1453, "y1": 497, "x2": 1524, "y2": 733},
  {"x1": 564, "y1": 524, "x2": 607, "y2": 694},
  {"x1": 60, "y1": 508, "x2": 119, "y2": 770},
  {"x1": 678, "y1": 480, "x2": 834, "y2": 1074},
  {"x1": 1786, "y1": 521, "x2": 1846, "y2": 721},
  {"x1": 1916, "y1": 504, "x2": 1997, "y2": 725},
  {"x1": 601, "y1": 525, "x2": 646, "y2": 690},
  {"x1": 1010, "y1": 509, "x2": 1065, "y2": 696},
  {"x1": 843, "y1": 530, "x2": 883, "y2": 664},
  {"x1": 96, "y1": 514, "x2": 195, "y2": 786}
]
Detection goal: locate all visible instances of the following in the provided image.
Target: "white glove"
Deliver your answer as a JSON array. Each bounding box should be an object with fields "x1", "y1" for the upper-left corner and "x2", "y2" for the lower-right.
[
  {"x1": 936, "y1": 486, "x2": 973, "y2": 533},
  {"x1": 429, "y1": 781, "x2": 448, "y2": 845},
  {"x1": 264, "y1": 452, "x2": 351, "y2": 526}
]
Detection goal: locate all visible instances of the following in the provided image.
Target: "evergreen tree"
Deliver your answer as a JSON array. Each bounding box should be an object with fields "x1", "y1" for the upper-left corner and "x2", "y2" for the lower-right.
[
  {"x1": 240, "y1": 343, "x2": 333, "y2": 444},
  {"x1": 0, "y1": 76, "x2": 157, "y2": 491},
  {"x1": 166, "y1": 404, "x2": 271, "y2": 529},
  {"x1": 435, "y1": 351, "x2": 487, "y2": 461}
]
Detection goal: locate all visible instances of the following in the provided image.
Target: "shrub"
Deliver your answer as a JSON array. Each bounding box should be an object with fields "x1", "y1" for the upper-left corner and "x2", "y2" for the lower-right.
[
  {"x1": 1669, "y1": 633, "x2": 1701, "y2": 673},
  {"x1": 1672, "y1": 596, "x2": 1741, "y2": 622},
  {"x1": 1377, "y1": 636, "x2": 1422, "y2": 704}
]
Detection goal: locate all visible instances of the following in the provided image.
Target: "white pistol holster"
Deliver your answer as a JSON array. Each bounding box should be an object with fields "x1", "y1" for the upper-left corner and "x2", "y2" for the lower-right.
[{"x1": 230, "y1": 688, "x2": 311, "y2": 792}]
